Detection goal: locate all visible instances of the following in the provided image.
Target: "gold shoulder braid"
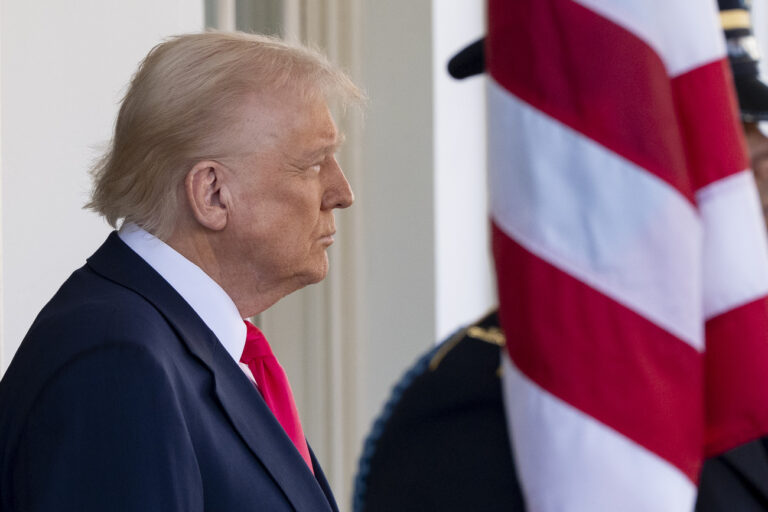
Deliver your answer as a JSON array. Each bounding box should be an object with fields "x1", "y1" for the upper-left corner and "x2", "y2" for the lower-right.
[
  {"x1": 466, "y1": 326, "x2": 506, "y2": 346},
  {"x1": 429, "y1": 322, "x2": 507, "y2": 371},
  {"x1": 428, "y1": 328, "x2": 467, "y2": 371},
  {"x1": 466, "y1": 326, "x2": 506, "y2": 378}
]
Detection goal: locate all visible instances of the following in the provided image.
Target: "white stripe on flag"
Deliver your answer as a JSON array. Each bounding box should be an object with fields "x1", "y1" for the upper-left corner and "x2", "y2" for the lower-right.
[
  {"x1": 698, "y1": 170, "x2": 768, "y2": 319},
  {"x1": 488, "y1": 78, "x2": 704, "y2": 350},
  {"x1": 501, "y1": 352, "x2": 697, "y2": 512},
  {"x1": 573, "y1": 0, "x2": 725, "y2": 76}
]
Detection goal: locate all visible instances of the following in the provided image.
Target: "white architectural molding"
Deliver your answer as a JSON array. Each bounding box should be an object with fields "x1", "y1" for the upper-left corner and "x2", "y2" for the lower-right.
[
  {"x1": 216, "y1": 0, "x2": 236, "y2": 31},
  {"x1": 282, "y1": 0, "x2": 302, "y2": 42}
]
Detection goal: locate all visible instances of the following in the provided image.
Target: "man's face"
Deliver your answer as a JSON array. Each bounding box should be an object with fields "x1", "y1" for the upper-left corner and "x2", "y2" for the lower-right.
[
  {"x1": 218, "y1": 91, "x2": 353, "y2": 294},
  {"x1": 745, "y1": 122, "x2": 768, "y2": 225}
]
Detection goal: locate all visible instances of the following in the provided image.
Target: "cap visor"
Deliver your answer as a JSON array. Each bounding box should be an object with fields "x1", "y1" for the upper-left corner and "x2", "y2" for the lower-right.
[{"x1": 447, "y1": 38, "x2": 485, "y2": 79}]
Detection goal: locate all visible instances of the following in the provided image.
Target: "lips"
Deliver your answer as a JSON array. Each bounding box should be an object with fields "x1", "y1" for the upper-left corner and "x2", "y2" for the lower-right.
[{"x1": 319, "y1": 231, "x2": 336, "y2": 244}]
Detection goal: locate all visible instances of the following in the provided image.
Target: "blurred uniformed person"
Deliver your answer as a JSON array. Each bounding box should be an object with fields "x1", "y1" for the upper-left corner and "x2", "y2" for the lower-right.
[
  {"x1": 353, "y1": 310, "x2": 524, "y2": 512},
  {"x1": 353, "y1": 1, "x2": 768, "y2": 510},
  {"x1": 725, "y1": 0, "x2": 768, "y2": 225},
  {"x1": 697, "y1": 1, "x2": 768, "y2": 510}
]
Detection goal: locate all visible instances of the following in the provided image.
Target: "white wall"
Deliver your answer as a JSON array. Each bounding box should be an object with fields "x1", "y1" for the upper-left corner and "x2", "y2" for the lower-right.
[
  {"x1": 433, "y1": 0, "x2": 494, "y2": 342},
  {"x1": 355, "y1": 0, "x2": 491, "y2": 432},
  {"x1": 0, "y1": 0, "x2": 203, "y2": 372}
]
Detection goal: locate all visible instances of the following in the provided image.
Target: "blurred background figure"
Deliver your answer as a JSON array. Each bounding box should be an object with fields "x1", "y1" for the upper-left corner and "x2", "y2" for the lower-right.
[
  {"x1": 697, "y1": 1, "x2": 768, "y2": 510},
  {"x1": 730, "y1": 0, "x2": 768, "y2": 223},
  {"x1": 354, "y1": 1, "x2": 768, "y2": 511}
]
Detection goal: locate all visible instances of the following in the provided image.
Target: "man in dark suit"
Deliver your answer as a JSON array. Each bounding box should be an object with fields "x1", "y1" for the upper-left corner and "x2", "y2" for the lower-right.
[{"x1": 0, "y1": 32, "x2": 361, "y2": 511}]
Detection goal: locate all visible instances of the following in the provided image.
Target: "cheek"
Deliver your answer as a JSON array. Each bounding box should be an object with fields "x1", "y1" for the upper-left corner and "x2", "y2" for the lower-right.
[
  {"x1": 754, "y1": 162, "x2": 768, "y2": 195},
  {"x1": 237, "y1": 181, "x2": 322, "y2": 238},
  {"x1": 754, "y1": 158, "x2": 768, "y2": 180},
  {"x1": 281, "y1": 191, "x2": 322, "y2": 225},
  {"x1": 258, "y1": 199, "x2": 321, "y2": 248}
]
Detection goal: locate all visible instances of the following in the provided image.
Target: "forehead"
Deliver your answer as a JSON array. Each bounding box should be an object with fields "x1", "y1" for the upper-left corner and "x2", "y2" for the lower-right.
[{"x1": 227, "y1": 91, "x2": 339, "y2": 156}]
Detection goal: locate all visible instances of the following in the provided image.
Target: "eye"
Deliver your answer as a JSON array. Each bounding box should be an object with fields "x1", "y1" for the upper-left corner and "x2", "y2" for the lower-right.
[{"x1": 307, "y1": 156, "x2": 328, "y2": 173}]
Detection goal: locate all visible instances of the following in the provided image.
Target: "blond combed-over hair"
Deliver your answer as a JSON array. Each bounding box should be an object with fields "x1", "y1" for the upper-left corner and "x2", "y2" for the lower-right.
[{"x1": 86, "y1": 31, "x2": 363, "y2": 239}]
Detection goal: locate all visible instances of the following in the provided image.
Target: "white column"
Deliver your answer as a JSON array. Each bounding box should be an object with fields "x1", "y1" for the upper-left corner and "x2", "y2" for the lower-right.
[
  {"x1": 433, "y1": 0, "x2": 494, "y2": 342},
  {"x1": 216, "y1": 0, "x2": 236, "y2": 31}
]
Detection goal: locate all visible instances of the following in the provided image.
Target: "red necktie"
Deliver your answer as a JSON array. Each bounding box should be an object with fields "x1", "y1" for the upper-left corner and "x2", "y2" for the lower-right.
[{"x1": 240, "y1": 320, "x2": 314, "y2": 473}]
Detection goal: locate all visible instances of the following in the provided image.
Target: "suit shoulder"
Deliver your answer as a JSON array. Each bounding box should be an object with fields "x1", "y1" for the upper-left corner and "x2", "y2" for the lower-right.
[
  {"x1": 2, "y1": 266, "x2": 179, "y2": 410},
  {"x1": 32, "y1": 265, "x2": 174, "y2": 345},
  {"x1": 1, "y1": 342, "x2": 200, "y2": 511}
]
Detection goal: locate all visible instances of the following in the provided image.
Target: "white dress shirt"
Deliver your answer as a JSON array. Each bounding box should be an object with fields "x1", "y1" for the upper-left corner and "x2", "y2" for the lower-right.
[{"x1": 119, "y1": 224, "x2": 253, "y2": 378}]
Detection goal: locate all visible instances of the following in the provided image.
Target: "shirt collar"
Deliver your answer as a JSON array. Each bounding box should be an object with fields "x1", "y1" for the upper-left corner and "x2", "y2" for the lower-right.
[{"x1": 118, "y1": 223, "x2": 246, "y2": 364}]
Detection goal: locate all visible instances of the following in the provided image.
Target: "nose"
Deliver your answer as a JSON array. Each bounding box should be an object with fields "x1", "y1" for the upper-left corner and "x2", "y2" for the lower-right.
[{"x1": 322, "y1": 157, "x2": 354, "y2": 210}]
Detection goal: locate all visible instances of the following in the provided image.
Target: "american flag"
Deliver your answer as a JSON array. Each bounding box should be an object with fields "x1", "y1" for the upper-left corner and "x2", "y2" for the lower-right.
[{"x1": 488, "y1": 0, "x2": 768, "y2": 509}]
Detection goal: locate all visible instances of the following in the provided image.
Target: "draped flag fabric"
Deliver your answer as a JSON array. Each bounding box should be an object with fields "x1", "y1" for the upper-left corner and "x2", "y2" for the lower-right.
[{"x1": 489, "y1": 0, "x2": 768, "y2": 510}]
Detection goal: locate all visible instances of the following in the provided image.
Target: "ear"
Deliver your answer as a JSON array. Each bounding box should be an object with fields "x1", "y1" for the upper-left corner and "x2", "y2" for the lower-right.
[{"x1": 184, "y1": 161, "x2": 229, "y2": 231}]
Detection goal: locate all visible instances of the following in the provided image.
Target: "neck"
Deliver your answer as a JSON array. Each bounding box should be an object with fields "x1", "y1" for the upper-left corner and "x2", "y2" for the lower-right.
[{"x1": 165, "y1": 226, "x2": 298, "y2": 318}]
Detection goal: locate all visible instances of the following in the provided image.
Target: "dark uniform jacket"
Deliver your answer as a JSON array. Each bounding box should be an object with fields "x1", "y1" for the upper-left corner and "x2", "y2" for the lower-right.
[{"x1": 354, "y1": 311, "x2": 768, "y2": 511}]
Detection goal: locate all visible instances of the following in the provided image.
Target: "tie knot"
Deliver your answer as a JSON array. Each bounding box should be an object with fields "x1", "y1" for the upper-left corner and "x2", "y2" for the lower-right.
[{"x1": 241, "y1": 320, "x2": 274, "y2": 363}]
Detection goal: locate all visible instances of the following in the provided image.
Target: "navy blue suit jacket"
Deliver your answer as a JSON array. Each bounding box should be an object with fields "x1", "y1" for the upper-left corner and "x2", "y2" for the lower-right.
[{"x1": 0, "y1": 232, "x2": 337, "y2": 511}]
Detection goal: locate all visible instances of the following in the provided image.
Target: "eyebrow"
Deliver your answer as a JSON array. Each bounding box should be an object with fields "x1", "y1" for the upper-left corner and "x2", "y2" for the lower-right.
[{"x1": 302, "y1": 132, "x2": 347, "y2": 162}]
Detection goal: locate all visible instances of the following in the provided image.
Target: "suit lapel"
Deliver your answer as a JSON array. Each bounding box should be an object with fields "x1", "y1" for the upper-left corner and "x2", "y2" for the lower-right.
[
  {"x1": 309, "y1": 446, "x2": 339, "y2": 512},
  {"x1": 87, "y1": 233, "x2": 333, "y2": 512},
  {"x1": 721, "y1": 439, "x2": 768, "y2": 504},
  {"x1": 211, "y1": 343, "x2": 334, "y2": 511}
]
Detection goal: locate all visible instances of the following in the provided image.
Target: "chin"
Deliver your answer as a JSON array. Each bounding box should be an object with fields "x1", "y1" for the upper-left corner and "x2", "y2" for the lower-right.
[
  {"x1": 290, "y1": 267, "x2": 325, "y2": 288},
  {"x1": 303, "y1": 268, "x2": 329, "y2": 286},
  {"x1": 292, "y1": 254, "x2": 329, "y2": 287}
]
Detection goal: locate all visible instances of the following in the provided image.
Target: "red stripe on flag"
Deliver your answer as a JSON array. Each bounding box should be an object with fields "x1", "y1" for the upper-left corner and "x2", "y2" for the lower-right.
[
  {"x1": 487, "y1": 0, "x2": 696, "y2": 202},
  {"x1": 672, "y1": 59, "x2": 750, "y2": 191},
  {"x1": 704, "y1": 298, "x2": 768, "y2": 455},
  {"x1": 492, "y1": 222, "x2": 703, "y2": 482}
]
